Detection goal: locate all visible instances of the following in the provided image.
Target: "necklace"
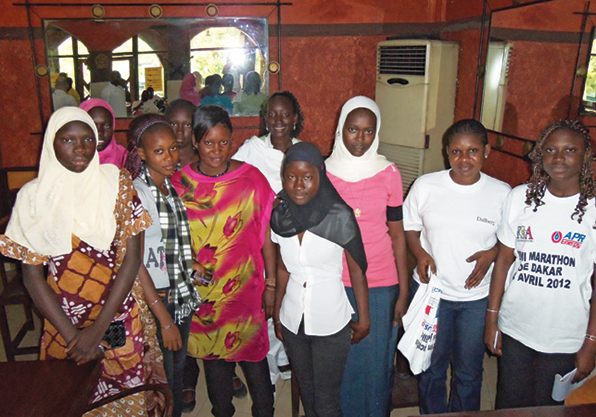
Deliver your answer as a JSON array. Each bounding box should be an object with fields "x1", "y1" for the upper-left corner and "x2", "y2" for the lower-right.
[
  {"x1": 197, "y1": 160, "x2": 230, "y2": 178},
  {"x1": 346, "y1": 179, "x2": 367, "y2": 217}
]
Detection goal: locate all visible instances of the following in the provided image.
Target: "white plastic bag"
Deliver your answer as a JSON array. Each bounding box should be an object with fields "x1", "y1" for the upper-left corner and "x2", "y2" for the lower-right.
[{"x1": 397, "y1": 276, "x2": 442, "y2": 375}]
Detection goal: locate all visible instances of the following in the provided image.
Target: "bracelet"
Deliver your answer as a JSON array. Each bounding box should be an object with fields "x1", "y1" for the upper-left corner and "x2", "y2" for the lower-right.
[
  {"x1": 148, "y1": 299, "x2": 159, "y2": 308},
  {"x1": 586, "y1": 334, "x2": 596, "y2": 341},
  {"x1": 162, "y1": 323, "x2": 175, "y2": 330},
  {"x1": 486, "y1": 308, "x2": 499, "y2": 314},
  {"x1": 265, "y1": 278, "x2": 276, "y2": 287},
  {"x1": 98, "y1": 345, "x2": 106, "y2": 352}
]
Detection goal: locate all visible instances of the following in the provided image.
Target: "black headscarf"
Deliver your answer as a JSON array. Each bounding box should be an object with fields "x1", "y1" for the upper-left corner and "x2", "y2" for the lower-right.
[{"x1": 270, "y1": 142, "x2": 368, "y2": 274}]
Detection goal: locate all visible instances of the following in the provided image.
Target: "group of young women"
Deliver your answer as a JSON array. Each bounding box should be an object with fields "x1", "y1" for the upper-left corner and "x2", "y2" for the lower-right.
[{"x1": 1, "y1": 86, "x2": 596, "y2": 417}]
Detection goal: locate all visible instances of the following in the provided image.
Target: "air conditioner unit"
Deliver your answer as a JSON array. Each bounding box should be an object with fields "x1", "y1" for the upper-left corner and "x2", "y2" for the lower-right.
[
  {"x1": 481, "y1": 42, "x2": 513, "y2": 132},
  {"x1": 375, "y1": 39, "x2": 459, "y2": 191}
]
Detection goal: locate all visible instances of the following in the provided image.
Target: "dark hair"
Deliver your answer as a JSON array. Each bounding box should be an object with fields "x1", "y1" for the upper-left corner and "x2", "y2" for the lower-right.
[
  {"x1": 259, "y1": 91, "x2": 305, "y2": 138},
  {"x1": 193, "y1": 105, "x2": 233, "y2": 143},
  {"x1": 244, "y1": 71, "x2": 262, "y2": 95},
  {"x1": 204, "y1": 74, "x2": 222, "y2": 97},
  {"x1": 443, "y1": 119, "x2": 488, "y2": 148},
  {"x1": 125, "y1": 113, "x2": 174, "y2": 179},
  {"x1": 222, "y1": 73, "x2": 234, "y2": 91},
  {"x1": 525, "y1": 119, "x2": 596, "y2": 226},
  {"x1": 165, "y1": 98, "x2": 196, "y2": 120}
]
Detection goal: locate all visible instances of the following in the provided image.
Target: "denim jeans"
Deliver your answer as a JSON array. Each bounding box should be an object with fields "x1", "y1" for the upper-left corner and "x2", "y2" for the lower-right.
[
  {"x1": 153, "y1": 300, "x2": 193, "y2": 417},
  {"x1": 282, "y1": 320, "x2": 352, "y2": 417},
  {"x1": 418, "y1": 296, "x2": 488, "y2": 414},
  {"x1": 341, "y1": 285, "x2": 400, "y2": 417},
  {"x1": 495, "y1": 333, "x2": 576, "y2": 409}
]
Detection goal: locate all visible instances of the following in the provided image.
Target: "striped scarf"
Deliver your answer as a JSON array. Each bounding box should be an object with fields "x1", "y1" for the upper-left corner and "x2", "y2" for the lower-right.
[{"x1": 143, "y1": 167, "x2": 201, "y2": 323}]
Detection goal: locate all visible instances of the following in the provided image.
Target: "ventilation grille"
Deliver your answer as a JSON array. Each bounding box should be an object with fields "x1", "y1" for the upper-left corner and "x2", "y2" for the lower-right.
[
  {"x1": 378, "y1": 45, "x2": 427, "y2": 76},
  {"x1": 504, "y1": 45, "x2": 513, "y2": 79},
  {"x1": 377, "y1": 142, "x2": 424, "y2": 194}
]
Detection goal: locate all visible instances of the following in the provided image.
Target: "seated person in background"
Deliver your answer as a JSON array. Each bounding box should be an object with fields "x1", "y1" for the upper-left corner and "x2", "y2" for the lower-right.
[
  {"x1": 52, "y1": 75, "x2": 77, "y2": 110},
  {"x1": 179, "y1": 73, "x2": 202, "y2": 106},
  {"x1": 199, "y1": 74, "x2": 233, "y2": 113},
  {"x1": 80, "y1": 98, "x2": 128, "y2": 168},
  {"x1": 59, "y1": 73, "x2": 81, "y2": 105},
  {"x1": 222, "y1": 74, "x2": 237, "y2": 100},
  {"x1": 101, "y1": 71, "x2": 128, "y2": 118},
  {"x1": 233, "y1": 71, "x2": 267, "y2": 115},
  {"x1": 132, "y1": 88, "x2": 161, "y2": 115}
]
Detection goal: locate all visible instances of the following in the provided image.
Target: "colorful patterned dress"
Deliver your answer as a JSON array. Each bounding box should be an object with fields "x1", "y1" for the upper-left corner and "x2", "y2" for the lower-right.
[
  {"x1": 0, "y1": 170, "x2": 167, "y2": 416},
  {"x1": 171, "y1": 162, "x2": 274, "y2": 362}
]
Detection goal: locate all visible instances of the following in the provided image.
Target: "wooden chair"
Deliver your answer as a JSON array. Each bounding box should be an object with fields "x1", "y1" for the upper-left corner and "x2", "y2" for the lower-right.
[{"x1": 0, "y1": 218, "x2": 40, "y2": 361}]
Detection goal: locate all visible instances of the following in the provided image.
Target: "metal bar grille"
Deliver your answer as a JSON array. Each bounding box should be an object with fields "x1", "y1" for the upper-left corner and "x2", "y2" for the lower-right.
[{"x1": 378, "y1": 45, "x2": 427, "y2": 76}]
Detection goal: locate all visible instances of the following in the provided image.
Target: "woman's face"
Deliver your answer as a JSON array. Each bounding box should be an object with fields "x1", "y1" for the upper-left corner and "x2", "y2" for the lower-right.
[
  {"x1": 265, "y1": 96, "x2": 298, "y2": 141},
  {"x1": 283, "y1": 161, "x2": 320, "y2": 205},
  {"x1": 167, "y1": 107, "x2": 194, "y2": 150},
  {"x1": 342, "y1": 108, "x2": 377, "y2": 157},
  {"x1": 447, "y1": 133, "x2": 489, "y2": 185},
  {"x1": 88, "y1": 106, "x2": 114, "y2": 152},
  {"x1": 194, "y1": 123, "x2": 233, "y2": 176},
  {"x1": 138, "y1": 127, "x2": 179, "y2": 180},
  {"x1": 53, "y1": 121, "x2": 96, "y2": 173},
  {"x1": 542, "y1": 128, "x2": 585, "y2": 186}
]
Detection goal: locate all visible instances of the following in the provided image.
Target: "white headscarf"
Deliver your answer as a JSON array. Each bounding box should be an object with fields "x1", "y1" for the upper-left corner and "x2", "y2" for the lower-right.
[
  {"x1": 5, "y1": 107, "x2": 120, "y2": 257},
  {"x1": 325, "y1": 96, "x2": 392, "y2": 182}
]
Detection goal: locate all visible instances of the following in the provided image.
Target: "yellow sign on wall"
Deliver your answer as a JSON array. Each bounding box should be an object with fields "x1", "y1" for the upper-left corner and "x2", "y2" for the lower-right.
[{"x1": 145, "y1": 67, "x2": 163, "y2": 92}]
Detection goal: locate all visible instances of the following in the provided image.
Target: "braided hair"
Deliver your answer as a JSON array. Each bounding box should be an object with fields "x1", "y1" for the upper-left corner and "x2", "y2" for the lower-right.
[
  {"x1": 259, "y1": 91, "x2": 305, "y2": 138},
  {"x1": 525, "y1": 119, "x2": 596, "y2": 226},
  {"x1": 125, "y1": 113, "x2": 174, "y2": 179}
]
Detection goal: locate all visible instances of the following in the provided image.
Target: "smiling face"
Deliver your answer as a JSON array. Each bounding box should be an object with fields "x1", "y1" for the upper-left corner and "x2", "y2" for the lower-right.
[
  {"x1": 88, "y1": 106, "x2": 114, "y2": 152},
  {"x1": 265, "y1": 96, "x2": 298, "y2": 142},
  {"x1": 283, "y1": 161, "x2": 320, "y2": 205},
  {"x1": 194, "y1": 123, "x2": 233, "y2": 176},
  {"x1": 137, "y1": 126, "x2": 179, "y2": 182},
  {"x1": 53, "y1": 121, "x2": 96, "y2": 173},
  {"x1": 542, "y1": 128, "x2": 585, "y2": 194},
  {"x1": 342, "y1": 108, "x2": 377, "y2": 157},
  {"x1": 447, "y1": 133, "x2": 489, "y2": 185},
  {"x1": 167, "y1": 106, "x2": 194, "y2": 150}
]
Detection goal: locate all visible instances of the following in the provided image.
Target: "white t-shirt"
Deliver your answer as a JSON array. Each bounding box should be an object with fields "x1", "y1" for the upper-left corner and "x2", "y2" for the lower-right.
[
  {"x1": 498, "y1": 185, "x2": 596, "y2": 353},
  {"x1": 134, "y1": 178, "x2": 170, "y2": 289},
  {"x1": 101, "y1": 83, "x2": 127, "y2": 118},
  {"x1": 271, "y1": 230, "x2": 354, "y2": 336},
  {"x1": 233, "y1": 135, "x2": 300, "y2": 194},
  {"x1": 52, "y1": 89, "x2": 77, "y2": 110},
  {"x1": 403, "y1": 170, "x2": 511, "y2": 301}
]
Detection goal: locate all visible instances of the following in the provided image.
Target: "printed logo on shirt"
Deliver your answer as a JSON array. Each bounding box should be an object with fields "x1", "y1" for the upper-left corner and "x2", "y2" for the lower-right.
[
  {"x1": 516, "y1": 225, "x2": 533, "y2": 242},
  {"x1": 476, "y1": 216, "x2": 496, "y2": 226},
  {"x1": 551, "y1": 231, "x2": 585, "y2": 249}
]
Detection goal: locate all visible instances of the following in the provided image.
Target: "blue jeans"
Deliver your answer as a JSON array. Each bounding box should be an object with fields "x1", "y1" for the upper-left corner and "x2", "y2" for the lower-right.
[
  {"x1": 154, "y1": 300, "x2": 192, "y2": 417},
  {"x1": 418, "y1": 296, "x2": 488, "y2": 414},
  {"x1": 341, "y1": 285, "x2": 400, "y2": 417}
]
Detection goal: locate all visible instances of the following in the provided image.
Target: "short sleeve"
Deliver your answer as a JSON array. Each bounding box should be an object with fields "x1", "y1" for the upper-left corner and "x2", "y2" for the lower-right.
[
  {"x1": 270, "y1": 230, "x2": 279, "y2": 244},
  {"x1": 0, "y1": 235, "x2": 47, "y2": 265},
  {"x1": 403, "y1": 178, "x2": 423, "y2": 232},
  {"x1": 387, "y1": 164, "x2": 404, "y2": 207},
  {"x1": 497, "y1": 188, "x2": 518, "y2": 249}
]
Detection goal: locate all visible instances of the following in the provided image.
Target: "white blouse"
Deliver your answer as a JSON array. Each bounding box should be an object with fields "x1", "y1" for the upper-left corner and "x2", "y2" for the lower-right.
[{"x1": 271, "y1": 230, "x2": 354, "y2": 336}]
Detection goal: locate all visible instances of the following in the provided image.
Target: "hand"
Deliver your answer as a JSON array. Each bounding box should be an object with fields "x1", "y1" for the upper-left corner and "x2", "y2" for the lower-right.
[
  {"x1": 349, "y1": 319, "x2": 370, "y2": 344},
  {"x1": 393, "y1": 294, "x2": 409, "y2": 327},
  {"x1": 484, "y1": 319, "x2": 502, "y2": 356},
  {"x1": 65, "y1": 325, "x2": 105, "y2": 365},
  {"x1": 191, "y1": 263, "x2": 209, "y2": 286},
  {"x1": 573, "y1": 342, "x2": 596, "y2": 383},
  {"x1": 415, "y1": 251, "x2": 436, "y2": 284},
  {"x1": 465, "y1": 249, "x2": 496, "y2": 289},
  {"x1": 161, "y1": 324, "x2": 182, "y2": 351},
  {"x1": 261, "y1": 287, "x2": 275, "y2": 320},
  {"x1": 273, "y1": 319, "x2": 284, "y2": 342}
]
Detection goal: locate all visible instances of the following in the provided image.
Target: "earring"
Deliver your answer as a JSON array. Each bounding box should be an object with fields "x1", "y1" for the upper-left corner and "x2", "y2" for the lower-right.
[
  {"x1": 484, "y1": 155, "x2": 488, "y2": 159},
  {"x1": 293, "y1": 123, "x2": 297, "y2": 130}
]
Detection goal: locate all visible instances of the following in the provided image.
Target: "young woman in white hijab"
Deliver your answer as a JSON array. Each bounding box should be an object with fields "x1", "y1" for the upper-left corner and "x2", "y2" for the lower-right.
[
  {"x1": 0, "y1": 107, "x2": 167, "y2": 415},
  {"x1": 327, "y1": 96, "x2": 409, "y2": 417}
]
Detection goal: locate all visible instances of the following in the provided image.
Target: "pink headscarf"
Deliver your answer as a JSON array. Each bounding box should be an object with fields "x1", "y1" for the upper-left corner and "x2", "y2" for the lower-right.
[
  {"x1": 79, "y1": 98, "x2": 128, "y2": 168},
  {"x1": 179, "y1": 73, "x2": 202, "y2": 105}
]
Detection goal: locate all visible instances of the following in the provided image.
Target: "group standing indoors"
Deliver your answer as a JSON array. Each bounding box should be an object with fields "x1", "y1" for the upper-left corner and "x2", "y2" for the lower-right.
[
  {"x1": 80, "y1": 98, "x2": 128, "y2": 168},
  {"x1": 326, "y1": 96, "x2": 409, "y2": 417},
  {"x1": 404, "y1": 119, "x2": 511, "y2": 414},
  {"x1": 126, "y1": 114, "x2": 202, "y2": 417},
  {"x1": 233, "y1": 90, "x2": 305, "y2": 388},
  {"x1": 171, "y1": 105, "x2": 276, "y2": 417},
  {"x1": 485, "y1": 120, "x2": 596, "y2": 408},
  {"x1": 271, "y1": 142, "x2": 371, "y2": 417},
  {"x1": 0, "y1": 107, "x2": 166, "y2": 416}
]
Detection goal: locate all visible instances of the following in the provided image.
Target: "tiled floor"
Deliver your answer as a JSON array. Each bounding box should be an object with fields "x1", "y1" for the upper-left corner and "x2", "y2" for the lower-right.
[{"x1": 1, "y1": 299, "x2": 499, "y2": 417}]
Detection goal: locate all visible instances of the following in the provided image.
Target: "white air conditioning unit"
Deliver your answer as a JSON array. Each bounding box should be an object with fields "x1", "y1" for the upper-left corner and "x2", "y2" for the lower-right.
[
  {"x1": 375, "y1": 39, "x2": 459, "y2": 191},
  {"x1": 481, "y1": 42, "x2": 513, "y2": 132}
]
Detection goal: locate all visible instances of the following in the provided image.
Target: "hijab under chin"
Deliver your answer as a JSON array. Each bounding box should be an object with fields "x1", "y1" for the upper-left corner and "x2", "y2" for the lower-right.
[
  {"x1": 5, "y1": 107, "x2": 120, "y2": 257},
  {"x1": 325, "y1": 95, "x2": 391, "y2": 182},
  {"x1": 270, "y1": 142, "x2": 368, "y2": 274}
]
